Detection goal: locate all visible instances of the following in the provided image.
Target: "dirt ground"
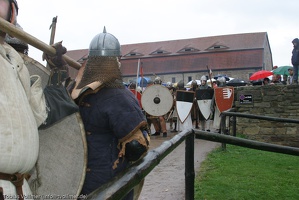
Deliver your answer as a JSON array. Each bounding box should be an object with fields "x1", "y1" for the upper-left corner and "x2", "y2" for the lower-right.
[{"x1": 137, "y1": 123, "x2": 220, "y2": 200}]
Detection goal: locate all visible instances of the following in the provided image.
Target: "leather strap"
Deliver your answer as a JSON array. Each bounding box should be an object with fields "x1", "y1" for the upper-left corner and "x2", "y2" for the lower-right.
[{"x1": 0, "y1": 172, "x2": 24, "y2": 200}]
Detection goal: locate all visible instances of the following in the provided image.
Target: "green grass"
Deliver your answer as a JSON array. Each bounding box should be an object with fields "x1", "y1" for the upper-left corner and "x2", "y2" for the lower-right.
[{"x1": 195, "y1": 142, "x2": 299, "y2": 200}]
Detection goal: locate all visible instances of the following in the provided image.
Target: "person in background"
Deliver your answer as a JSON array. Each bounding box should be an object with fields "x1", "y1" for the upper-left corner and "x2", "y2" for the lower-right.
[
  {"x1": 150, "y1": 76, "x2": 168, "y2": 137},
  {"x1": 211, "y1": 77, "x2": 228, "y2": 133},
  {"x1": 170, "y1": 80, "x2": 185, "y2": 132},
  {"x1": 128, "y1": 81, "x2": 136, "y2": 89},
  {"x1": 198, "y1": 75, "x2": 211, "y2": 131},
  {"x1": 271, "y1": 74, "x2": 283, "y2": 85},
  {"x1": 291, "y1": 38, "x2": 299, "y2": 85},
  {"x1": 272, "y1": 66, "x2": 282, "y2": 82},
  {"x1": 175, "y1": 80, "x2": 194, "y2": 131},
  {"x1": 190, "y1": 80, "x2": 199, "y2": 129},
  {"x1": 165, "y1": 81, "x2": 175, "y2": 131},
  {"x1": 212, "y1": 80, "x2": 218, "y2": 88},
  {"x1": 144, "y1": 79, "x2": 154, "y2": 134},
  {"x1": 263, "y1": 77, "x2": 270, "y2": 85},
  {"x1": 287, "y1": 67, "x2": 294, "y2": 85}
]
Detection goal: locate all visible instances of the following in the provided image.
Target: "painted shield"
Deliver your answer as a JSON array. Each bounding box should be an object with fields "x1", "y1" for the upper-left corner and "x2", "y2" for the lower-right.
[
  {"x1": 196, "y1": 88, "x2": 214, "y2": 120},
  {"x1": 23, "y1": 54, "x2": 87, "y2": 196},
  {"x1": 176, "y1": 90, "x2": 195, "y2": 123},
  {"x1": 130, "y1": 89, "x2": 142, "y2": 108},
  {"x1": 141, "y1": 84, "x2": 173, "y2": 116},
  {"x1": 214, "y1": 86, "x2": 234, "y2": 113}
]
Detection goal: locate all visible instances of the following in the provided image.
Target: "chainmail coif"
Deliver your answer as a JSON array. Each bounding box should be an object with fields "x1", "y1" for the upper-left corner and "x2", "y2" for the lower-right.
[{"x1": 76, "y1": 56, "x2": 124, "y2": 89}]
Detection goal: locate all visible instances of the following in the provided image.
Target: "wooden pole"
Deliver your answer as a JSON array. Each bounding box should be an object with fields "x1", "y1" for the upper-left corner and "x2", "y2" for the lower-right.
[
  {"x1": 46, "y1": 16, "x2": 57, "y2": 70},
  {"x1": 0, "y1": 17, "x2": 81, "y2": 70},
  {"x1": 206, "y1": 65, "x2": 213, "y2": 88},
  {"x1": 185, "y1": 130, "x2": 195, "y2": 200},
  {"x1": 49, "y1": 16, "x2": 57, "y2": 45}
]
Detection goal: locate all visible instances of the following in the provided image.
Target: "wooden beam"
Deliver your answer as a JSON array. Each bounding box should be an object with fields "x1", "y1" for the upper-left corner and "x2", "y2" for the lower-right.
[{"x1": 0, "y1": 17, "x2": 81, "y2": 70}]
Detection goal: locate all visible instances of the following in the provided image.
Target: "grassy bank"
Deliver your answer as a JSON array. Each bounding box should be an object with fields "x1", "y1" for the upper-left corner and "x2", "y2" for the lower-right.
[{"x1": 195, "y1": 143, "x2": 299, "y2": 200}]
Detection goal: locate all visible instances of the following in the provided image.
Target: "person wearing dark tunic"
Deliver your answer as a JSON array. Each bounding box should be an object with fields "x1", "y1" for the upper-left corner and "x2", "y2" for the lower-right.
[
  {"x1": 291, "y1": 38, "x2": 299, "y2": 84},
  {"x1": 70, "y1": 28, "x2": 150, "y2": 199}
]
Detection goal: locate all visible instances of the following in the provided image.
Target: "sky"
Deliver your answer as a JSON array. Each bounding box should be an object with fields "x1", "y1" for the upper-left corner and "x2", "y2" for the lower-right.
[{"x1": 16, "y1": 0, "x2": 298, "y2": 67}]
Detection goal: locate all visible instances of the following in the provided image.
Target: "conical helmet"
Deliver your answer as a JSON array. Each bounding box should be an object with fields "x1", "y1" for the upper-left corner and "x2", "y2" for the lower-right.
[
  {"x1": 89, "y1": 27, "x2": 121, "y2": 57},
  {"x1": 177, "y1": 80, "x2": 185, "y2": 89},
  {"x1": 154, "y1": 76, "x2": 162, "y2": 85},
  {"x1": 76, "y1": 27, "x2": 123, "y2": 89},
  {"x1": 191, "y1": 80, "x2": 197, "y2": 86},
  {"x1": 218, "y1": 76, "x2": 227, "y2": 87},
  {"x1": 200, "y1": 75, "x2": 207, "y2": 81}
]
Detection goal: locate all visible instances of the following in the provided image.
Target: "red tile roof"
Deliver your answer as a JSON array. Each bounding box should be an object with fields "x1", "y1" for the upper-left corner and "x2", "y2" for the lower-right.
[
  {"x1": 66, "y1": 32, "x2": 270, "y2": 79},
  {"x1": 120, "y1": 32, "x2": 268, "y2": 59}
]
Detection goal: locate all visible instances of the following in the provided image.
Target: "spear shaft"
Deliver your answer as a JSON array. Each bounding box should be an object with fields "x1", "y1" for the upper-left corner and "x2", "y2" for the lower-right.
[
  {"x1": 0, "y1": 17, "x2": 81, "y2": 70},
  {"x1": 206, "y1": 65, "x2": 213, "y2": 88}
]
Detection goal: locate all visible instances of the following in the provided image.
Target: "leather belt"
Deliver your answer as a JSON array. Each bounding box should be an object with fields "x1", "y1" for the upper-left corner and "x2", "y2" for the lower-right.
[{"x1": 0, "y1": 172, "x2": 25, "y2": 200}]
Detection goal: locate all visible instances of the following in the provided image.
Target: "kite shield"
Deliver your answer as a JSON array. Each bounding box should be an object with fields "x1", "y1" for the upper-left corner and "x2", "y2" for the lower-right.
[
  {"x1": 196, "y1": 88, "x2": 214, "y2": 120},
  {"x1": 175, "y1": 90, "x2": 195, "y2": 123},
  {"x1": 214, "y1": 86, "x2": 234, "y2": 113}
]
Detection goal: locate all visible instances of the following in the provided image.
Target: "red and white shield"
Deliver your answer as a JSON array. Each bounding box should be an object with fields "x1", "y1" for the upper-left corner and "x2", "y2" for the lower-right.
[{"x1": 214, "y1": 86, "x2": 234, "y2": 113}]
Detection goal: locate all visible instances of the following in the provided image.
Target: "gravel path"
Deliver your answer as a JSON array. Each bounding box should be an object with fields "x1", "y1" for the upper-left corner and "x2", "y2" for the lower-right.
[{"x1": 138, "y1": 125, "x2": 220, "y2": 200}]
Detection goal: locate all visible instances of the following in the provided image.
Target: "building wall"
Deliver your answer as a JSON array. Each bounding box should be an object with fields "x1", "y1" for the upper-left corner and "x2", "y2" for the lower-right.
[
  {"x1": 122, "y1": 49, "x2": 266, "y2": 85},
  {"x1": 263, "y1": 36, "x2": 273, "y2": 71},
  {"x1": 233, "y1": 85, "x2": 299, "y2": 147}
]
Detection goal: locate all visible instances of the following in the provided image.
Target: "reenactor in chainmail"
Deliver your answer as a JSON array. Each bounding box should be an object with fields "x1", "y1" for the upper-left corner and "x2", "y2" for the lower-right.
[
  {"x1": 4, "y1": 23, "x2": 28, "y2": 55},
  {"x1": 70, "y1": 27, "x2": 150, "y2": 198},
  {"x1": 211, "y1": 76, "x2": 228, "y2": 132},
  {"x1": 150, "y1": 77, "x2": 169, "y2": 137},
  {"x1": 198, "y1": 75, "x2": 211, "y2": 131}
]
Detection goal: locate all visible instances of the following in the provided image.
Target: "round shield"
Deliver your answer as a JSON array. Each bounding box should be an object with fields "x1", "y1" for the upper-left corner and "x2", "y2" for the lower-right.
[
  {"x1": 23, "y1": 54, "x2": 87, "y2": 196},
  {"x1": 21, "y1": 54, "x2": 50, "y2": 88},
  {"x1": 141, "y1": 84, "x2": 173, "y2": 116}
]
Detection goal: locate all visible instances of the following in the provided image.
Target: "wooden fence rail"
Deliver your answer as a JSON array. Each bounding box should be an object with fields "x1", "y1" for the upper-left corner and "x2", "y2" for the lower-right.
[{"x1": 87, "y1": 111, "x2": 299, "y2": 200}]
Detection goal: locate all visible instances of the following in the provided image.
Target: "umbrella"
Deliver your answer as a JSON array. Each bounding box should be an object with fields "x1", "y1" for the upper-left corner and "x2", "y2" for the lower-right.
[
  {"x1": 249, "y1": 70, "x2": 273, "y2": 81},
  {"x1": 214, "y1": 74, "x2": 230, "y2": 81},
  {"x1": 226, "y1": 78, "x2": 248, "y2": 86},
  {"x1": 138, "y1": 77, "x2": 151, "y2": 87},
  {"x1": 272, "y1": 66, "x2": 292, "y2": 76}
]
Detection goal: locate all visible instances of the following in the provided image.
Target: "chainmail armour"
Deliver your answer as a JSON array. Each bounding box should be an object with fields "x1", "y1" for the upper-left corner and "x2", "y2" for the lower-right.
[
  {"x1": 76, "y1": 56, "x2": 124, "y2": 89},
  {"x1": 5, "y1": 23, "x2": 29, "y2": 55}
]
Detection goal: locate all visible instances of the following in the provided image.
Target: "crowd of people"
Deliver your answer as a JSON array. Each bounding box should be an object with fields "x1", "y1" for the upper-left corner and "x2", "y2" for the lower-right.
[
  {"x1": 260, "y1": 38, "x2": 299, "y2": 86},
  {"x1": 126, "y1": 74, "x2": 230, "y2": 137},
  {"x1": 262, "y1": 66, "x2": 295, "y2": 86}
]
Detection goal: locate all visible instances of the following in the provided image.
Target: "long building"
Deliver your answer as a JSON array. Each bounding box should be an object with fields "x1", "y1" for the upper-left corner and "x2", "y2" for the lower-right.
[{"x1": 66, "y1": 32, "x2": 273, "y2": 84}]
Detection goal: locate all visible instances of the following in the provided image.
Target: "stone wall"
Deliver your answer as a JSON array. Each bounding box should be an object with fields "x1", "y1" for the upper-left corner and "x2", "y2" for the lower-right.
[{"x1": 233, "y1": 84, "x2": 299, "y2": 147}]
